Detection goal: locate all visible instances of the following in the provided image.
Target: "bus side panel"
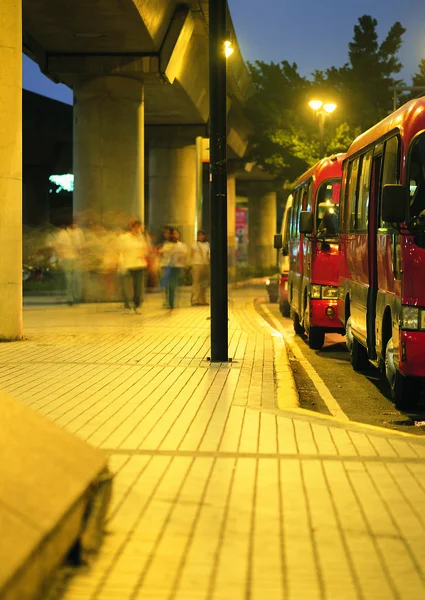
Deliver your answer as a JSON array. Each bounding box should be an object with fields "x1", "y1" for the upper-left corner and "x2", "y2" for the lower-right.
[
  {"x1": 347, "y1": 233, "x2": 369, "y2": 345},
  {"x1": 375, "y1": 234, "x2": 401, "y2": 361},
  {"x1": 338, "y1": 234, "x2": 350, "y2": 326}
]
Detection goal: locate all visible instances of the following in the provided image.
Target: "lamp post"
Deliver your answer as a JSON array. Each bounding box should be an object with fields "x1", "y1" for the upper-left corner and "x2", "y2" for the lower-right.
[
  {"x1": 309, "y1": 100, "x2": 337, "y2": 159},
  {"x1": 209, "y1": 0, "x2": 233, "y2": 362}
]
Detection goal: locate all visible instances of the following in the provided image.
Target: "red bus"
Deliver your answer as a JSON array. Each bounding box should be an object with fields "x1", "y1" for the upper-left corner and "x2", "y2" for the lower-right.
[
  {"x1": 338, "y1": 97, "x2": 425, "y2": 408},
  {"x1": 288, "y1": 154, "x2": 345, "y2": 349}
]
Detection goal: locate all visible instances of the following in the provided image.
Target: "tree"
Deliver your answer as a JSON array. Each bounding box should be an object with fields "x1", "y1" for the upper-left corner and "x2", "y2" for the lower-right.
[
  {"x1": 412, "y1": 59, "x2": 425, "y2": 87},
  {"x1": 245, "y1": 16, "x2": 406, "y2": 182},
  {"x1": 316, "y1": 16, "x2": 405, "y2": 129},
  {"x1": 245, "y1": 60, "x2": 318, "y2": 181}
]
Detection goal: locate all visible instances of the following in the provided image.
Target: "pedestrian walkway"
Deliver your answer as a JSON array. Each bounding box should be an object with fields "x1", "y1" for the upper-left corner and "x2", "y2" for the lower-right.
[{"x1": 3, "y1": 289, "x2": 425, "y2": 599}]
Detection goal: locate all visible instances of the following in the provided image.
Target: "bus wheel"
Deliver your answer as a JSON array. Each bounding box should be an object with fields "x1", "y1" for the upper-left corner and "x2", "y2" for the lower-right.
[
  {"x1": 280, "y1": 298, "x2": 290, "y2": 318},
  {"x1": 293, "y1": 311, "x2": 304, "y2": 335},
  {"x1": 385, "y1": 338, "x2": 418, "y2": 409},
  {"x1": 309, "y1": 327, "x2": 325, "y2": 350}
]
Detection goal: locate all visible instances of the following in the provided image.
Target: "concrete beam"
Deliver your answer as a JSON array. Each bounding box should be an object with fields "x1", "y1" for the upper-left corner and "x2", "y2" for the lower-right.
[{"x1": 160, "y1": 4, "x2": 195, "y2": 84}]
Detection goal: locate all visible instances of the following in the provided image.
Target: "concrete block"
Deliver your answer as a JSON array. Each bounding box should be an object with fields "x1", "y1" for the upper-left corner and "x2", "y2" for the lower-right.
[{"x1": 0, "y1": 391, "x2": 112, "y2": 600}]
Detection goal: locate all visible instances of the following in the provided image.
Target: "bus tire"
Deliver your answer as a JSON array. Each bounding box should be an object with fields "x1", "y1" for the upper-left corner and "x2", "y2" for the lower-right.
[
  {"x1": 309, "y1": 327, "x2": 325, "y2": 350},
  {"x1": 385, "y1": 338, "x2": 418, "y2": 409},
  {"x1": 293, "y1": 311, "x2": 304, "y2": 335},
  {"x1": 351, "y1": 336, "x2": 369, "y2": 371},
  {"x1": 280, "y1": 298, "x2": 290, "y2": 318}
]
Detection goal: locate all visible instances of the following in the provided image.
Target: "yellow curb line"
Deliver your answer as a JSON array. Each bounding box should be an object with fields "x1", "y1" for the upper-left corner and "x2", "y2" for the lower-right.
[{"x1": 260, "y1": 304, "x2": 423, "y2": 440}]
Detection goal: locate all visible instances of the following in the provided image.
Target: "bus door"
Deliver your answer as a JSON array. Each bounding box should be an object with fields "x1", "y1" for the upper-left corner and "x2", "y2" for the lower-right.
[
  {"x1": 290, "y1": 183, "x2": 309, "y2": 316},
  {"x1": 289, "y1": 187, "x2": 302, "y2": 311},
  {"x1": 374, "y1": 136, "x2": 402, "y2": 359},
  {"x1": 366, "y1": 147, "x2": 382, "y2": 359}
]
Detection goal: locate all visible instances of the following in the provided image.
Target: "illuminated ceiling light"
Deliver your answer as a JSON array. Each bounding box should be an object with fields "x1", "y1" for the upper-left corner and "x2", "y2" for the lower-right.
[
  {"x1": 309, "y1": 100, "x2": 323, "y2": 111},
  {"x1": 323, "y1": 103, "x2": 337, "y2": 114},
  {"x1": 224, "y1": 40, "x2": 234, "y2": 58}
]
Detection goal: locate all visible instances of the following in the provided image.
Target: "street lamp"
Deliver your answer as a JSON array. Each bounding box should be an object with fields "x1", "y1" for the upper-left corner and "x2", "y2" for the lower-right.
[
  {"x1": 209, "y1": 0, "x2": 229, "y2": 362},
  {"x1": 309, "y1": 100, "x2": 337, "y2": 159}
]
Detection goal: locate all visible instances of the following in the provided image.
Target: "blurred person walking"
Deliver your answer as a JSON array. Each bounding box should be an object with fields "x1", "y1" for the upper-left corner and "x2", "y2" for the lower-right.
[
  {"x1": 118, "y1": 220, "x2": 148, "y2": 313},
  {"x1": 160, "y1": 229, "x2": 188, "y2": 309},
  {"x1": 158, "y1": 226, "x2": 172, "y2": 306},
  {"x1": 190, "y1": 230, "x2": 210, "y2": 306},
  {"x1": 54, "y1": 219, "x2": 85, "y2": 305}
]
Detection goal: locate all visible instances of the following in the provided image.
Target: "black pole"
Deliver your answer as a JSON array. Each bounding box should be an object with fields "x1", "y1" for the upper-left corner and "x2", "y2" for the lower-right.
[{"x1": 209, "y1": 0, "x2": 228, "y2": 362}]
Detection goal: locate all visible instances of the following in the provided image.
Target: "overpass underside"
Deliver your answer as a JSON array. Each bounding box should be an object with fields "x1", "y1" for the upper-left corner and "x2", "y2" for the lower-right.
[
  {"x1": 21, "y1": 0, "x2": 251, "y2": 244},
  {"x1": 1, "y1": 0, "x2": 278, "y2": 341}
]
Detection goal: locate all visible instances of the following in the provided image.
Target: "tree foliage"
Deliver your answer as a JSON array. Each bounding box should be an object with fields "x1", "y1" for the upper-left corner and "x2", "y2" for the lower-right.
[
  {"x1": 246, "y1": 15, "x2": 406, "y2": 182},
  {"x1": 412, "y1": 59, "x2": 425, "y2": 88}
]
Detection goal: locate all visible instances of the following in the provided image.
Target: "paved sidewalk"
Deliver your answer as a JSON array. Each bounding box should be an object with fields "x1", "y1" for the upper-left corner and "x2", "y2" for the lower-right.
[{"x1": 3, "y1": 289, "x2": 425, "y2": 599}]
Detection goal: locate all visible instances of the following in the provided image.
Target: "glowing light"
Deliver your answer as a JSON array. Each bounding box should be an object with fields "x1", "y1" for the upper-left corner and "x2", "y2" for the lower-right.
[
  {"x1": 224, "y1": 40, "x2": 234, "y2": 58},
  {"x1": 323, "y1": 103, "x2": 337, "y2": 114},
  {"x1": 49, "y1": 174, "x2": 74, "y2": 193},
  {"x1": 309, "y1": 100, "x2": 323, "y2": 111}
]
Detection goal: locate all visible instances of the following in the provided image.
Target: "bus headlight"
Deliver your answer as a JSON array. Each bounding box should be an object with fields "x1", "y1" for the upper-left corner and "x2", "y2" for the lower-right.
[
  {"x1": 322, "y1": 286, "x2": 338, "y2": 299},
  {"x1": 311, "y1": 285, "x2": 321, "y2": 299},
  {"x1": 401, "y1": 306, "x2": 420, "y2": 330}
]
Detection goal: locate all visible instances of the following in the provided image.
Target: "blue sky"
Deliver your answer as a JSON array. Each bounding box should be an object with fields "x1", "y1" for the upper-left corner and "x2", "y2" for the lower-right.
[{"x1": 24, "y1": 0, "x2": 425, "y2": 105}]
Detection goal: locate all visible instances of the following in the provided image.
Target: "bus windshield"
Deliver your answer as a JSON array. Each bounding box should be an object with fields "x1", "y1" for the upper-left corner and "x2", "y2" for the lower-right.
[{"x1": 316, "y1": 180, "x2": 341, "y2": 237}]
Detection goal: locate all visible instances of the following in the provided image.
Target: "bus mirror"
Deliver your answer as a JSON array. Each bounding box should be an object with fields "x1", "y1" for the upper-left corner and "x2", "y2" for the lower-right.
[
  {"x1": 299, "y1": 211, "x2": 314, "y2": 234},
  {"x1": 382, "y1": 185, "x2": 407, "y2": 223},
  {"x1": 274, "y1": 234, "x2": 283, "y2": 249},
  {"x1": 282, "y1": 243, "x2": 289, "y2": 257}
]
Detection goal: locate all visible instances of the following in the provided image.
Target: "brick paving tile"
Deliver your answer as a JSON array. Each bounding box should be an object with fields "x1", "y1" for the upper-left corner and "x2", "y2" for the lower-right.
[{"x1": 2, "y1": 289, "x2": 425, "y2": 599}]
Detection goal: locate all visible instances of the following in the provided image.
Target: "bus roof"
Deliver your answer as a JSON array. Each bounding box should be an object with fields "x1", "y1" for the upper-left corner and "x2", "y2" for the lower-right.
[
  {"x1": 346, "y1": 96, "x2": 425, "y2": 159},
  {"x1": 294, "y1": 153, "x2": 345, "y2": 189}
]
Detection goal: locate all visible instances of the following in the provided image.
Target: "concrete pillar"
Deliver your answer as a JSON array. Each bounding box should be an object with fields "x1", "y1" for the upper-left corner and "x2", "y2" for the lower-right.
[
  {"x1": 0, "y1": 0, "x2": 22, "y2": 340},
  {"x1": 73, "y1": 76, "x2": 144, "y2": 226},
  {"x1": 227, "y1": 174, "x2": 236, "y2": 279},
  {"x1": 248, "y1": 188, "x2": 276, "y2": 271},
  {"x1": 148, "y1": 141, "x2": 196, "y2": 245}
]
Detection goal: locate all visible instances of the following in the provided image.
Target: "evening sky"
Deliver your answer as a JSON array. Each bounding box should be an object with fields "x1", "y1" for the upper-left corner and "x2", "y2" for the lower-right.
[{"x1": 23, "y1": 0, "x2": 425, "y2": 104}]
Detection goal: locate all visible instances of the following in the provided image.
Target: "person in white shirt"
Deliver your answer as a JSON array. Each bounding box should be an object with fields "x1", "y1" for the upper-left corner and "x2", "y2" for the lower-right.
[
  {"x1": 190, "y1": 230, "x2": 210, "y2": 306},
  {"x1": 118, "y1": 220, "x2": 149, "y2": 313},
  {"x1": 161, "y1": 228, "x2": 188, "y2": 309},
  {"x1": 54, "y1": 219, "x2": 85, "y2": 305}
]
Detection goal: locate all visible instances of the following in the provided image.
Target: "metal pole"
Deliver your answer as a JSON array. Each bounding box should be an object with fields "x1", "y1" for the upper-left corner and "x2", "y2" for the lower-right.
[
  {"x1": 318, "y1": 111, "x2": 325, "y2": 159},
  {"x1": 209, "y1": 0, "x2": 229, "y2": 362}
]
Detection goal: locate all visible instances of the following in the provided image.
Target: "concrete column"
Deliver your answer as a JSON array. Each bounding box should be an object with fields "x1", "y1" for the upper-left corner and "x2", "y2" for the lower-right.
[
  {"x1": 0, "y1": 0, "x2": 22, "y2": 340},
  {"x1": 248, "y1": 189, "x2": 276, "y2": 271},
  {"x1": 227, "y1": 174, "x2": 236, "y2": 279},
  {"x1": 148, "y1": 142, "x2": 196, "y2": 245},
  {"x1": 73, "y1": 76, "x2": 144, "y2": 226}
]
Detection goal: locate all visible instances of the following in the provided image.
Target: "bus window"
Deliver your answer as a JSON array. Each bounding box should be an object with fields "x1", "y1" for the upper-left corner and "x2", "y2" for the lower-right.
[
  {"x1": 356, "y1": 151, "x2": 373, "y2": 231},
  {"x1": 380, "y1": 136, "x2": 400, "y2": 226},
  {"x1": 306, "y1": 181, "x2": 313, "y2": 212},
  {"x1": 316, "y1": 180, "x2": 340, "y2": 236},
  {"x1": 339, "y1": 162, "x2": 348, "y2": 232},
  {"x1": 408, "y1": 133, "x2": 425, "y2": 219},
  {"x1": 345, "y1": 158, "x2": 359, "y2": 232},
  {"x1": 291, "y1": 188, "x2": 301, "y2": 239},
  {"x1": 285, "y1": 207, "x2": 292, "y2": 242}
]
